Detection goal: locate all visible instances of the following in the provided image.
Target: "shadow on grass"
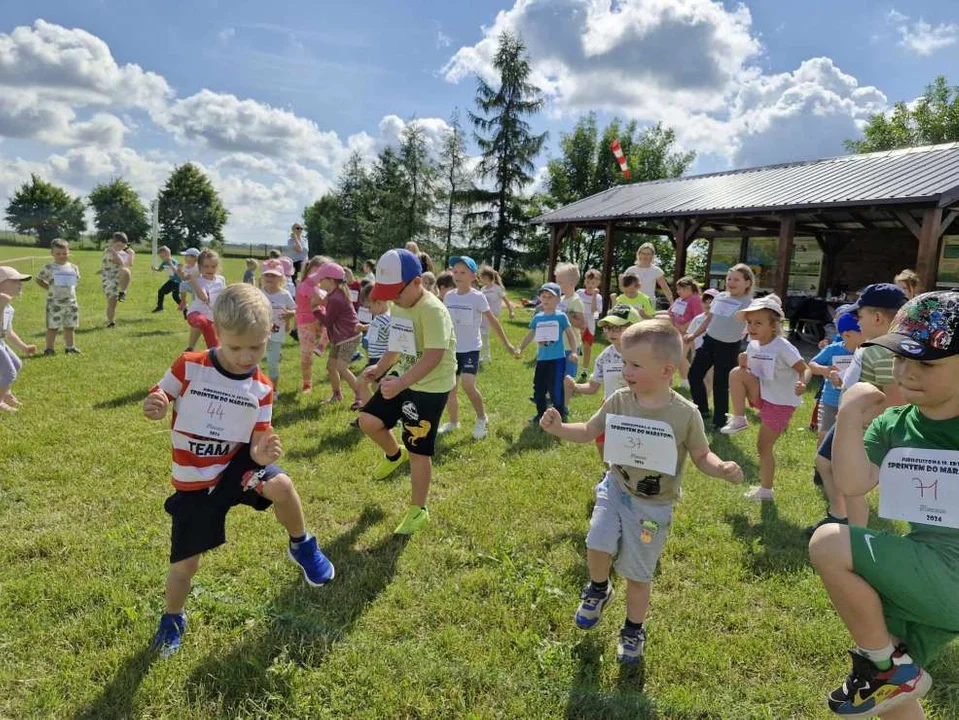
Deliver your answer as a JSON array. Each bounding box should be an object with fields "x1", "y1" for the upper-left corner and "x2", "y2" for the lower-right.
[
  {"x1": 271, "y1": 404, "x2": 320, "y2": 429},
  {"x1": 925, "y1": 643, "x2": 959, "y2": 716},
  {"x1": 564, "y1": 635, "x2": 655, "y2": 720},
  {"x1": 503, "y1": 423, "x2": 559, "y2": 458},
  {"x1": 725, "y1": 501, "x2": 810, "y2": 577},
  {"x1": 182, "y1": 505, "x2": 408, "y2": 715},
  {"x1": 285, "y1": 425, "x2": 364, "y2": 459},
  {"x1": 130, "y1": 329, "x2": 176, "y2": 338},
  {"x1": 93, "y1": 389, "x2": 146, "y2": 410},
  {"x1": 72, "y1": 647, "x2": 156, "y2": 720}
]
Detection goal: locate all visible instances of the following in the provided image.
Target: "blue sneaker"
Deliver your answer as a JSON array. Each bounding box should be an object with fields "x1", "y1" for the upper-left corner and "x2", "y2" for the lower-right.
[
  {"x1": 288, "y1": 536, "x2": 335, "y2": 586},
  {"x1": 617, "y1": 625, "x2": 647, "y2": 665},
  {"x1": 574, "y1": 582, "x2": 613, "y2": 629},
  {"x1": 152, "y1": 612, "x2": 186, "y2": 658},
  {"x1": 827, "y1": 647, "x2": 932, "y2": 716}
]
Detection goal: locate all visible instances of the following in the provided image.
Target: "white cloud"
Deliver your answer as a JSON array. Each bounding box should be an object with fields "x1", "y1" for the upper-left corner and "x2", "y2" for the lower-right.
[
  {"x1": 217, "y1": 27, "x2": 236, "y2": 44},
  {"x1": 887, "y1": 9, "x2": 958, "y2": 56}
]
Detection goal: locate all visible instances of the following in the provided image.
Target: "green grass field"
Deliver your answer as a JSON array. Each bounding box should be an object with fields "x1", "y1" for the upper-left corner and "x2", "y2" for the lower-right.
[{"x1": 1, "y1": 247, "x2": 957, "y2": 719}]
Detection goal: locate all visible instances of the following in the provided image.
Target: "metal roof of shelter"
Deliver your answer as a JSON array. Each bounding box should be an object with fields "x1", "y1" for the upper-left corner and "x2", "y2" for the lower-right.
[{"x1": 533, "y1": 142, "x2": 959, "y2": 225}]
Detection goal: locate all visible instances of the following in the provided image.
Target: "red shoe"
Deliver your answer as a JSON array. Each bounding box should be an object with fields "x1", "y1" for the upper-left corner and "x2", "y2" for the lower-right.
[{"x1": 301, "y1": 383, "x2": 312, "y2": 394}]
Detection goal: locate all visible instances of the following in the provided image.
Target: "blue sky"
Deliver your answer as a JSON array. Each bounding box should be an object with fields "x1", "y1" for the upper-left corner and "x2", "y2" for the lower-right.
[{"x1": 1, "y1": 0, "x2": 957, "y2": 243}]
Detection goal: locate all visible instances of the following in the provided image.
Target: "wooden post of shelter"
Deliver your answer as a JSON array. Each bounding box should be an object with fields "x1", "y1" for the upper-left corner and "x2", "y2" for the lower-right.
[
  {"x1": 547, "y1": 224, "x2": 561, "y2": 282},
  {"x1": 916, "y1": 208, "x2": 943, "y2": 292},
  {"x1": 673, "y1": 219, "x2": 688, "y2": 285},
  {"x1": 775, "y1": 215, "x2": 796, "y2": 300},
  {"x1": 602, "y1": 221, "x2": 616, "y2": 310}
]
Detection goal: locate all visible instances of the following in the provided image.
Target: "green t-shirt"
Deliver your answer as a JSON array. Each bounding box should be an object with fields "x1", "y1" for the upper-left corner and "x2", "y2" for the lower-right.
[
  {"x1": 391, "y1": 290, "x2": 457, "y2": 394},
  {"x1": 615, "y1": 291, "x2": 654, "y2": 317},
  {"x1": 865, "y1": 405, "x2": 959, "y2": 552},
  {"x1": 560, "y1": 293, "x2": 585, "y2": 351},
  {"x1": 859, "y1": 345, "x2": 895, "y2": 387}
]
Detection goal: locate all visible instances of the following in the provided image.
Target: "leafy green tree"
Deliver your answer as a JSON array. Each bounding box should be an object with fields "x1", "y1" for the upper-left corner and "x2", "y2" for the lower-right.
[
  {"x1": 157, "y1": 164, "x2": 228, "y2": 252},
  {"x1": 367, "y1": 146, "x2": 411, "y2": 253},
  {"x1": 329, "y1": 152, "x2": 375, "y2": 267},
  {"x1": 468, "y1": 31, "x2": 547, "y2": 271},
  {"x1": 303, "y1": 194, "x2": 338, "y2": 256},
  {"x1": 847, "y1": 76, "x2": 959, "y2": 153},
  {"x1": 398, "y1": 122, "x2": 437, "y2": 247},
  {"x1": 436, "y1": 110, "x2": 476, "y2": 267},
  {"x1": 88, "y1": 178, "x2": 149, "y2": 247},
  {"x1": 4, "y1": 174, "x2": 86, "y2": 247}
]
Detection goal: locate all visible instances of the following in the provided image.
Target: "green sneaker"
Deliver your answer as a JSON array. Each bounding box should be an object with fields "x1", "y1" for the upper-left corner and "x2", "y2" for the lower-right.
[
  {"x1": 372, "y1": 447, "x2": 408, "y2": 481},
  {"x1": 394, "y1": 506, "x2": 430, "y2": 535}
]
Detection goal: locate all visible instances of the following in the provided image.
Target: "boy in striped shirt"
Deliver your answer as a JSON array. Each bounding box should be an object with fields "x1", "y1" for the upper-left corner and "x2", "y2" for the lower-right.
[{"x1": 143, "y1": 284, "x2": 334, "y2": 657}]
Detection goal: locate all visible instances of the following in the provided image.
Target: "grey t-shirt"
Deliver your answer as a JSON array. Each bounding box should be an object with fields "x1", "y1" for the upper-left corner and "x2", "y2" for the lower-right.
[
  {"x1": 705, "y1": 292, "x2": 751, "y2": 343},
  {"x1": 286, "y1": 235, "x2": 307, "y2": 263}
]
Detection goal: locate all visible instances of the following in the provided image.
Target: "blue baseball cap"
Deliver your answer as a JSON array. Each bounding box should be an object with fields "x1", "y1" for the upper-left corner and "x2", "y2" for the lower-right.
[
  {"x1": 539, "y1": 282, "x2": 562, "y2": 297},
  {"x1": 449, "y1": 255, "x2": 477, "y2": 274},
  {"x1": 371, "y1": 248, "x2": 423, "y2": 301},
  {"x1": 849, "y1": 283, "x2": 908, "y2": 313},
  {"x1": 836, "y1": 313, "x2": 860, "y2": 334}
]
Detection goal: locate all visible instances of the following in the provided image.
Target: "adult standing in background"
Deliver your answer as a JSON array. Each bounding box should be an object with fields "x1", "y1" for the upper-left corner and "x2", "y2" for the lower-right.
[
  {"x1": 623, "y1": 242, "x2": 673, "y2": 305},
  {"x1": 287, "y1": 223, "x2": 308, "y2": 283}
]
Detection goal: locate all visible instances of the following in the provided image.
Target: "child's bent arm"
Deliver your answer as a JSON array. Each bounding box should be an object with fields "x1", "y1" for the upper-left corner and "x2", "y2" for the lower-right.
[
  {"x1": 834, "y1": 383, "x2": 884, "y2": 496},
  {"x1": 36, "y1": 277, "x2": 49, "y2": 290}
]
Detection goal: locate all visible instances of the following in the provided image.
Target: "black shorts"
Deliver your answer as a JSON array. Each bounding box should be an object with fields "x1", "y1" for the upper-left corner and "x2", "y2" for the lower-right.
[
  {"x1": 164, "y1": 447, "x2": 284, "y2": 563},
  {"x1": 455, "y1": 351, "x2": 480, "y2": 376},
  {"x1": 361, "y1": 387, "x2": 450, "y2": 457}
]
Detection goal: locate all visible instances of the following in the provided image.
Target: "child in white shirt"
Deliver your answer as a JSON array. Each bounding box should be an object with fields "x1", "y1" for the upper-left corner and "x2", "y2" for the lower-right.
[
  {"x1": 479, "y1": 266, "x2": 515, "y2": 362},
  {"x1": 260, "y1": 266, "x2": 296, "y2": 390},
  {"x1": 576, "y1": 268, "x2": 604, "y2": 380},
  {"x1": 186, "y1": 250, "x2": 227, "y2": 351},
  {"x1": 719, "y1": 295, "x2": 808, "y2": 501}
]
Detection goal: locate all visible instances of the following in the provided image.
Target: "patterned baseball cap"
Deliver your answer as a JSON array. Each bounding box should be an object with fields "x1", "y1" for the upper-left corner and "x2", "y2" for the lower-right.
[{"x1": 864, "y1": 291, "x2": 959, "y2": 360}]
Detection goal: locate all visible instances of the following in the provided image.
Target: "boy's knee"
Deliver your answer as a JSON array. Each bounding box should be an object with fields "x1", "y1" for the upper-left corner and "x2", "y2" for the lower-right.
[
  {"x1": 358, "y1": 412, "x2": 383, "y2": 435},
  {"x1": 808, "y1": 523, "x2": 846, "y2": 569},
  {"x1": 170, "y1": 555, "x2": 200, "y2": 578},
  {"x1": 263, "y1": 472, "x2": 294, "y2": 499}
]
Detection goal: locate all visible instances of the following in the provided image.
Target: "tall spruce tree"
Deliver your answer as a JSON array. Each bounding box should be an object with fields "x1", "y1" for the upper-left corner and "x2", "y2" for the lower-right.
[
  {"x1": 468, "y1": 31, "x2": 547, "y2": 271},
  {"x1": 436, "y1": 109, "x2": 475, "y2": 266}
]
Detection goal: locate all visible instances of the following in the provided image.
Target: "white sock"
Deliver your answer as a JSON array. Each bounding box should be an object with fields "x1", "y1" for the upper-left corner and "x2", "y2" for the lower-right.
[{"x1": 857, "y1": 642, "x2": 895, "y2": 666}]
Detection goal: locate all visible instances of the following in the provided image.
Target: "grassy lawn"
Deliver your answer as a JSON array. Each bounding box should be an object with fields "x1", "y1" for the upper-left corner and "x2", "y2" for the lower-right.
[{"x1": 1, "y1": 247, "x2": 957, "y2": 719}]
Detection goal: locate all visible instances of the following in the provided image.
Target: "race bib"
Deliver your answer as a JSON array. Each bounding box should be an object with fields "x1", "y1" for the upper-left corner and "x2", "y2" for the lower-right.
[
  {"x1": 711, "y1": 296, "x2": 741, "y2": 318},
  {"x1": 173, "y1": 377, "x2": 261, "y2": 442},
  {"x1": 2, "y1": 305, "x2": 12, "y2": 332},
  {"x1": 357, "y1": 306, "x2": 372, "y2": 324},
  {"x1": 748, "y1": 352, "x2": 775, "y2": 380},
  {"x1": 833, "y1": 355, "x2": 853, "y2": 375},
  {"x1": 603, "y1": 415, "x2": 678, "y2": 476},
  {"x1": 54, "y1": 269, "x2": 77, "y2": 287},
  {"x1": 448, "y1": 306, "x2": 476, "y2": 327},
  {"x1": 534, "y1": 321, "x2": 560, "y2": 343},
  {"x1": 878, "y1": 448, "x2": 959, "y2": 529},
  {"x1": 388, "y1": 316, "x2": 417, "y2": 356},
  {"x1": 349, "y1": 289, "x2": 359, "y2": 303},
  {"x1": 671, "y1": 300, "x2": 687, "y2": 317}
]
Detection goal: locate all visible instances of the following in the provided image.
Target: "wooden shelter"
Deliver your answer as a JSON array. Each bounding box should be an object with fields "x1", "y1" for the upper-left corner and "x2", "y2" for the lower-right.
[{"x1": 533, "y1": 143, "x2": 959, "y2": 304}]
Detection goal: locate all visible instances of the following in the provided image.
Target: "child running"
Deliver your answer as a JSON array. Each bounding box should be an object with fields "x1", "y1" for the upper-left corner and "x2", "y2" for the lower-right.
[
  {"x1": 294, "y1": 256, "x2": 329, "y2": 393},
  {"x1": 439, "y1": 255, "x2": 517, "y2": 439},
  {"x1": 809, "y1": 291, "x2": 959, "y2": 718},
  {"x1": 719, "y1": 295, "x2": 808, "y2": 502},
  {"x1": 540, "y1": 319, "x2": 742, "y2": 664},
  {"x1": 0, "y1": 266, "x2": 37, "y2": 411},
  {"x1": 358, "y1": 248, "x2": 457, "y2": 535},
  {"x1": 357, "y1": 283, "x2": 391, "y2": 406},
  {"x1": 684, "y1": 288, "x2": 717, "y2": 397},
  {"x1": 667, "y1": 276, "x2": 703, "y2": 388},
  {"x1": 152, "y1": 246, "x2": 180, "y2": 314},
  {"x1": 686, "y1": 263, "x2": 755, "y2": 430},
  {"x1": 516, "y1": 282, "x2": 579, "y2": 423},
  {"x1": 143, "y1": 283, "x2": 334, "y2": 657},
  {"x1": 177, "y1": 248, "x2": 199, "y2": 318},
  {"x1": 577, "y1": 268, "x2": 604, "y2": 380},
  {"x1": 479, "y1": 266, "x2": 515, "y2": 363},
  {"x1": 565, "y1": 304, "x2": 640, "y2": 459},
  {"x1": 35, "y1": 238, "x2": 81, "y2": 355},
  {"x1": 556, "y1": 263, "x2": 587, "y2": 379},
  {"x1": 186, "y1": 250, "x2": 227, "y2": 351},
  {"x1": 313, "y1": 263, "x2": 363, "y2": 407},
  {"x1": 100, "y1": 232, "x2": 134, "y2": 327},
  {"x1": 260, "y1": 265, "x2": 296, "y2": 391}
]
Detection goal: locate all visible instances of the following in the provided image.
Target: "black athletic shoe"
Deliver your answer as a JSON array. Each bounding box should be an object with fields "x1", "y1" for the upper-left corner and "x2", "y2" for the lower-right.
[
  {"x1": 118, "y1": 291, "x2": 127, "y2": 302},
  {"x1": 65, "y1": 347, "x2": 81, "y2": 355},
  {"x1": 803, "y1": 514, "x2": 847, "y2": 539},
  {"x1": 152, "y1": 307, "x2": 163, "y2": 313}
]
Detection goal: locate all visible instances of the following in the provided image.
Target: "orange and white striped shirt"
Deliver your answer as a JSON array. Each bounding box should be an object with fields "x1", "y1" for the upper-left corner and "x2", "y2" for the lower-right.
[{"x1": 153, "y1": 351, "x2": 273, "y2": 491}]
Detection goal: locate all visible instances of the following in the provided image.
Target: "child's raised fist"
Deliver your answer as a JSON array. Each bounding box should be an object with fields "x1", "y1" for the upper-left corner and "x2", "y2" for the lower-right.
[
  {"x1": 539, "y1": 407, "x2": 562, "y2": 433},
  {"x1": 143, "y1": 390, "x2": 169, "y2": 420}
]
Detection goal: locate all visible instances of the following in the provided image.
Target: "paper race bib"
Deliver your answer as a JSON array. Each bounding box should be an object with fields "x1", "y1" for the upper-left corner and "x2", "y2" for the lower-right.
[
  {"x1": 534, "y1": 320, "x2": 560, "y2": 343},
  {"x1": 173, "y1": 378, "x2": 261, "y2": 442},
  {"x1": 2, "y1": 305, "x2": 12, "y2": 332},
  {"x1": 357, "y1": 306, "x2": 372, "y2": 324},
  {"x1": 603, "y1": 414, "x2": 678, "y2": 476},
  {"x1": 388, "y1": 316, "x2": 417, "y2": 356},
  {"x1": 711, "y1": 296, "x2": 741, "y2": 318},
  {"x1": 878, "y1": 448, "x2": 959, "y2": 529},
  {"x1": 53, "y1": 268, "x2": 78, "y2": 287},
  {"x1": 748, "y1": 352, "x2": 775, "y2": 380},
  {"x1": 833, "y1": 355, "x2": 853, "y2": 374},
  {"x1": 671, "y1": 300, "x2": 687, "y2": 317},
  {"x1": 349, "y1": 289, "x2": 359, "y2": 303},
  {"x1": 448, "y1": 306, "x2": 476, "y2": 327}
]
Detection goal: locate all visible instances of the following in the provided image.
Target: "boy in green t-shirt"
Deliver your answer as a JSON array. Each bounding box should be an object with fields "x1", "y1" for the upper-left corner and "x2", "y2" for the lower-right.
[
  {"x1": 810, "y1": 292, "x2": 959, "y2": 718},
  {"x1": 613, "y1": 273, "x2": 655, "y2": 319},
  {"x1": 359, "y1": 249, "x2": 457, "y2": 535}
]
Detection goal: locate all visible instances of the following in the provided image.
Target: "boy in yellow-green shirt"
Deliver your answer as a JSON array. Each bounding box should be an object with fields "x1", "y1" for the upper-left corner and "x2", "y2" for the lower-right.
[
  {"x1": 359, "y1": 249, "x2": 457, "y2": 535},
  {"x1": 614, "y1": 274, "x2": 655, "y2": 319}
]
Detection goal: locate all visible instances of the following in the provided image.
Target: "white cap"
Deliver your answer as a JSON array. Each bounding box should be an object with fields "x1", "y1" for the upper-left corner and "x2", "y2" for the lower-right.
[
  {"x1": 735, "y1": 294, "x2": 784, "y2": 321},
  {"x1": 182, "y1": 248, "x2": 200, "y2": 257}
]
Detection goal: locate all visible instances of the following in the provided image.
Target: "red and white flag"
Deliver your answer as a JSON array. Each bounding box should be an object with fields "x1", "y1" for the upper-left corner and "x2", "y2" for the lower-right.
[{"x1": 610, "y1": 139, "x2": 631, "y2": 180}]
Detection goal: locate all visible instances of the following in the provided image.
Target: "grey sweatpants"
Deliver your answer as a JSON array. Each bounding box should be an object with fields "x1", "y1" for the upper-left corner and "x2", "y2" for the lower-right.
[{"x1": 0, "y1": 340, "x2": 22, "y2": 388}]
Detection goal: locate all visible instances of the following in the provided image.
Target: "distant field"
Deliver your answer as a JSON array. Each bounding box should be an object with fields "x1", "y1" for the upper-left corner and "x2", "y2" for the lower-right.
[{"x1": 1, "y1": 246, "x2": 956, "y2": 719}]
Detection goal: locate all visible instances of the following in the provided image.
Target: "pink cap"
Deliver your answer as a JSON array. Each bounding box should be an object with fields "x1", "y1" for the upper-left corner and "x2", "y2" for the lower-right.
[
  {"x1": 279, "y1": 257, "x2": 295, "y2": 277},
  {"x1": 315, "y1": 263, "x2": 345, "y2": 281}
]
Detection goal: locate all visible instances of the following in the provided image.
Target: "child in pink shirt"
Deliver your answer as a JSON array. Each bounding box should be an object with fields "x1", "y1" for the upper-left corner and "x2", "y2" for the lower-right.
[
  {"x1": 294, "y1": 257, "x2": 328, "y2": 393},
  {"x1": 313, "y1": 263, "x2": 363, "y2": 407},
  {"x1": 668, "y1": 276, "x2": 704, "y2": 388}
]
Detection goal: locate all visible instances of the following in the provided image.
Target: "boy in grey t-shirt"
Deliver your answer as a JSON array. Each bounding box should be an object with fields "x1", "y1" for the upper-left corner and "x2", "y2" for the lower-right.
[{"x1": 541, "y1": 319, "x2": 743, "y2": 664}]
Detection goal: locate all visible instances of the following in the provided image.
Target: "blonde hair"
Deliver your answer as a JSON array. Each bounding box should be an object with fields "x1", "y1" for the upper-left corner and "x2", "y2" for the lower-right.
[
  {"x1": 728, "y1": 263, "x2": 755, "y2": 297},
  {"x1": 555, "y1": 262, "x2": 581, "y2": 285},
  {"x1": 421, "y1": 271, "x2": 437, "y2": 292},
  {"x1": 479, "y1": 265, "x2": 505, "y2": 288},
  {"x1": 198, "y1": 249, "x2": 219, "y2": 269},
  {"x1": 344, "y1": 267, "x2": 355, "y2": 284},
  {"x1": 676, "y1": 275, "x2": 700, "y2": 294},
  {"x1": 245, "y1": 258, "x2": 258, "y2": 268},
  {"x1": 301, "y1": 255, "x2": 330, "y2": 281},
  {"x1": 894, "y1": 269, "x2": 920, "y2": 297},
  {"x1": 50, "y1": 238, "x2": 69, "y2": 250},
  {"x1": 406, "y1": 241, "x2": 421, "y2": 255},
  {"x1": 214, "y1": 283, "x2": 272, "y2": 335},
  {"x1": 621, "y1": 318, "x2": 682, "y2": 365},
  {"x1": 635, "y1": 242, "x2": 656, "y2": 263}
]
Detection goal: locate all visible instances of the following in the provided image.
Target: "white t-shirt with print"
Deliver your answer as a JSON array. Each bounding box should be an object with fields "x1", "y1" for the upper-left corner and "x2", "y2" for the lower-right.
[
  {"x1": 263, "y1": 288, "x2": 296, "y2": 343},
  {"x1": 445, "y1": 287, "x2": 490, "y2": 353},
  {"x1": 591, "y1": 344, "x2": 626, "y2": 398},
  {"x1": 623, "y1": 265, "x2": 664, "y2": 299},
  {"x1": 746, "y1": 335, "x2": 804, "y2": 407},
  {"x1": 576, "y1": 289, "x2": 604, "y2": 334},
  {"x1": 188, "y1": 275, "x2": 227, "y2": 320}
]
